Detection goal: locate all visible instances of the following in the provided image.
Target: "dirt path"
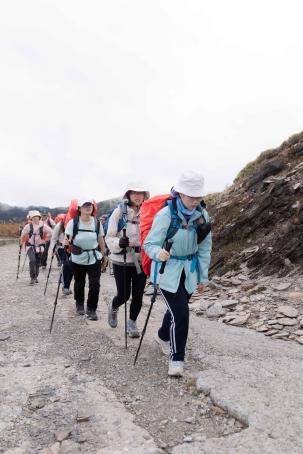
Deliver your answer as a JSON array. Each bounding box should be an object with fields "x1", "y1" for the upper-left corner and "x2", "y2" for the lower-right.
[{"x1": 0, "y1": 244, "x2": 239, "y2": 454}]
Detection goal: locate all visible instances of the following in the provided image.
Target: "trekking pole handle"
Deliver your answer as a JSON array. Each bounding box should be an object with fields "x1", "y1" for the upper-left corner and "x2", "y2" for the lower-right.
[{"x1": 159, "y1": 239, "x2": 173, "y2": 274}]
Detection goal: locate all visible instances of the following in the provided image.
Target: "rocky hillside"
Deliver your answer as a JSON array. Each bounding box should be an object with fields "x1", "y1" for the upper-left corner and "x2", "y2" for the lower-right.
[{"x1": 207, "y1": 131, "x2": 303, "y2": 277}]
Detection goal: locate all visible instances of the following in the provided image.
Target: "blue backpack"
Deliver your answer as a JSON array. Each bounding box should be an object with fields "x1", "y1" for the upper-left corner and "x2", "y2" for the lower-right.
[{"x1": 103, "y1": 202, "x2": 127, "y2": 236}]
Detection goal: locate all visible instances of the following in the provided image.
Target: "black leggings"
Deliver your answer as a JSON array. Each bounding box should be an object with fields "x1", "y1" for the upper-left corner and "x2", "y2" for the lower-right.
[{"x1": 112, "y1": 264, "x2": 146, "y2": 321}]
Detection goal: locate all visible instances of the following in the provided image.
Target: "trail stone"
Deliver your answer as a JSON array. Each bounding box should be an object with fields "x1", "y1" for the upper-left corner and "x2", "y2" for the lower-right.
[
  {"x1": 286, "y1": 292, "x2": 303, "y2": 302},
  {"x1": 272, "y1": 324, "x2": 284, "y2": 330},
  {"x1": 256, "y1": 325, "x2": 268, "y2": 332},
  {"x1": 228, "y1": 314, "x2": 250, "y2": 326},
  {"x1": 231, "y1": 278, "x2": 242, "y2": 285},
  {"x1": 264, "y1": 330, "x2": 279, "y2": 336},
  {"x1": 206, "y1": 302, "x2": 225, "y2": 318},
  {"x1": 240, "y1": 296, "x2": 249, "y2": 303},
  {"x1": 183, "y1": 436, "x2": 193, "y2": 443},
  {"x1": 54, "y1": 430, "x2": 71, "y2": 442},
  {"x1": 272, "y1": 331, "x2": 290, "y2": 339},
  {"x1": 294, "y1": 330, "x2": 303, "y2": 336},
  {"x1": 221, "y1": 299, "x2": 238, "y2": 309},
  {"x1": 76, "y1": 415, "x2": 90, "y2": 423},
  {"x1": 277, "y1": 306, "x2": 299, "y2": 318},
  {"x1": 267, "y1": 319, "x2": 280, "y2": 325},
  {"x1": 0, "y1": 335, "x2": 10, "y2": 341},
  {"x1": 296, "y1": 337, "x2": 303, "y2": 345},
  {"x1": 271, "y1": 283, "x2": 292, "y2": 291},
  {"x1": 278, "y1": 318, "x2": 298, "y2": 327}
]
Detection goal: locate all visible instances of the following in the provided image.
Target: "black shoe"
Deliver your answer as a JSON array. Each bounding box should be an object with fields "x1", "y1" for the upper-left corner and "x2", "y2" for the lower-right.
[
  {"x1": 76, "y1": 303, "x2": 85, "y2": 316},
  {"x1": 86, "y1": 310, "x2": 98, "y2": 321},
  {"x1": 29, "y1": 278, "x2": 35, "y2": 285},
  {"x1": 35, "y1": 278, "x2": 39, "y2": 283}
]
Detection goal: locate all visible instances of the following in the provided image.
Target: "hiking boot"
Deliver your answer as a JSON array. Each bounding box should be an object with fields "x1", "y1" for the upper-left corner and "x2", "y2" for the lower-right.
[
  {"x1": 86, "y1": 310, "x2": 98, "y2": 321},
  {"x1": 154, "y1": 333, "x2": 170, "y2": 355},
  {"x1": 127, "y1": 319, "x2": 140, "y2": 338},
  {"x1": 76, "y1": 303, "x2": 85, "y2": 316},
  {"x1": 35, "y1": 278, "x2": 39, "y2": 283},
  {"x1": 62, "y1": 287, "x2": 73, "y2": 296},
  {"x1": 42, "y1": 266, "x2": 46, "y2": 270},
  {"x1": 168, "y1": 361, "x2": 184, "y2": 377},
  {"x1": 108, "y1": 302, "x2": 118, "y2": 328},
  {"x1": 29, "y1": 278, "x2": 35, "y2": 285}
]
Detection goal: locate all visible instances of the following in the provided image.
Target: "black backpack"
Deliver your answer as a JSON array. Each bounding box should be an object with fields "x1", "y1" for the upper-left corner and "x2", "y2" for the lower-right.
[{"x1": 29, "y1": 223, "x2": 44, "y2": 240}]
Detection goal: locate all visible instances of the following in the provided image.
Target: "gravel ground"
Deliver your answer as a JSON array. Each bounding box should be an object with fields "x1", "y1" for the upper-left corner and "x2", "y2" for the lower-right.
[{"x1": 0, "y1": 243, "x2": 242, "y2": 453}]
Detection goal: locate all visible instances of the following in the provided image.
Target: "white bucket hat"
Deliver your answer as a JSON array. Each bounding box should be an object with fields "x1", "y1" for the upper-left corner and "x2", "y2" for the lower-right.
[
  {"x1": 173, "y1": 170, "x2": 205, "y2": 197},
  {"x1": 78, "y1": 198, "x2": 94, "y2": 207},
  {"x1": 123, "y1": 182, "x2": 150, "y2": 200},
  {"x1": 29, "y1": 210, "x2": 41, "y2": 219}
]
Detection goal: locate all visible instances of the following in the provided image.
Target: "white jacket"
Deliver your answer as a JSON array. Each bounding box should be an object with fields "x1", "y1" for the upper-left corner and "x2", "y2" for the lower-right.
[{"x1": 105, "y1": 204, "x2": 141, "y2": 266}]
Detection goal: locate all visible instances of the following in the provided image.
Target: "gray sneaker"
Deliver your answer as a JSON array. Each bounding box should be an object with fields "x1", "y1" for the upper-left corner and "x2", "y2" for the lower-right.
[
  {"x1": 62, "y1": 288, "x2": 73, "y2": 296},
  {"x1": 108, "y1": 302, "x2": 118, "y2": 328},
  {"x1": 127, "y1": 319, "x2": 140, "y2": 338},
  {"x1": 29, "y1": 278, "x2": 35, "y2": 285}
]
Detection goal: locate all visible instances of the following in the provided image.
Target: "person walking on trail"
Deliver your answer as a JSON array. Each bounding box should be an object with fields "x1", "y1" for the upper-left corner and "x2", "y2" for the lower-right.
[
  {"x1": 64, "y1": 199, "x2": 107, "y2": 321},
  {"x1": 50, "y1": 215, "x2": 73, "y2": 296},
  {"x1": 20, "y1": 210, "x2": 53, "y2": 285},
  {"x1": 144, "y1": 171, "x2": 212, "y2": 377},
  {"x1": 40, "y1": 212, "x2": 55, "y2": 269},
  {"x1": 106, "y1": 182, "x2": 150, "y2": 338}
]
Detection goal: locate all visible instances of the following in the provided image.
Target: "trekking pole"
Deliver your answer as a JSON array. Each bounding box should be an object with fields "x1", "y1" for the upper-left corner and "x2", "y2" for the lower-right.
[
  {"x1": 16, "y1": 244, "x2": 22, "y2": 280},
  {"x1": 122, "y1": 220, "x2": 128, "y2": 350},
  {"x1": 21, "y1": 252, "x2": 27, "y2": 272},
  {"x1": 134, "y1": 239, "x2": 173, "y2": 365},
  {"x1": 49, "y1": 264, "x2": 63, "y2": 334},
  {"x1": 44, "y1": 245, "x2": 56, "y2": 296}
]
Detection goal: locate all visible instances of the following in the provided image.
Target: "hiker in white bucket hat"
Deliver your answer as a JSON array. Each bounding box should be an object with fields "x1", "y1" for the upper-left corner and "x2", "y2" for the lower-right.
[{"x1": 144, "y1": 170, "x2": 212, "y2": 377}]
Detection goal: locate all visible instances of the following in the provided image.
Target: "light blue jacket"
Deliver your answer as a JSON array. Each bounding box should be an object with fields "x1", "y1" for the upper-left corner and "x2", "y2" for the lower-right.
[{"x1": 144, "y1": 205, "x2": 212, "y2": 294}]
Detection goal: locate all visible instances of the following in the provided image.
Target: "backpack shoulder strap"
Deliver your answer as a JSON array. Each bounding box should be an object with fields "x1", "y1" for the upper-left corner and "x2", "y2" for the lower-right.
[
  {"x1": 72, "y1": 216, "x2": 79, "y2": 241},
  {"x1": 60, "y1": 219, "x2": 65, "y2": 233},
  {"x1": 166, "y1": 199, "x2": 183, "y2": 240},
  {"x1": 95, "y1": 218, "x2": 100, "y2": 238},
  {"x1": 29, "y1": 223, "x2": 33, "y2": 238},
  {"x1": 39, "y1": 225, "x2": 44, "y2": 240}
]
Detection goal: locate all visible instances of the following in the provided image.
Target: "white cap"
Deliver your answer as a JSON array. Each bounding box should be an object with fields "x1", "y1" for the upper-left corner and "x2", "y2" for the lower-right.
[
  {"x1": 173, "y1": 171, "x2": 205, "y2": 197},
  {"x1": 29, "y1": 210, "x2": 41, "y2": 219},
  {"x1": 78, "y1": 198, "x2": 94, "y2": 207},
  {"x1": 123, "y1": 182, "x2": 150, "y2": 200}
]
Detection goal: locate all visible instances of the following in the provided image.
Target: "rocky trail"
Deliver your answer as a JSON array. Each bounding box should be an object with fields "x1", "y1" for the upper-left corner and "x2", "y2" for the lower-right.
[{"x1": 1, "y1": 242, "x2": 303, "y2": 453}]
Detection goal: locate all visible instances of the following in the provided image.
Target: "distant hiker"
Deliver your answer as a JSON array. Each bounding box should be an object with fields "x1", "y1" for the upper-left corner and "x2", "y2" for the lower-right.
[
  {"x1": 40, "y1": 212, "x2": 55, "y2": 269},
  {"x1": 20, "y1": 210, "x2": 53, "y2": 285},
  {"x1": 144, "y1": 171, "x2": 212, "y2": 377},
  {"x1": 100, "y1": 214, "x2": 108, "y2": 226},
  {"x1": 106, "y1": 183, "x2": 150, "y2": 338},
  {"x1": 64, "y1": 199, "x2": 107, "y2": 320},
  {"x1": 50, "y1": 214, "x2": 73, "y2": 295}
]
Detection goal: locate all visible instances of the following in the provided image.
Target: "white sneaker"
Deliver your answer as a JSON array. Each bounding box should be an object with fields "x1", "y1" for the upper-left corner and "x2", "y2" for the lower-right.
[
  {"x1": 168, "y1": 361, "x2": 184, "y2": 377},
  {"x1": 154, "y1": 333, "x2": 170, "y2": 356}
]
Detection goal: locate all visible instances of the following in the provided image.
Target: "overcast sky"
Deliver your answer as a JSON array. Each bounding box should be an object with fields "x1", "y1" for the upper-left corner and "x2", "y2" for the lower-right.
[{"x1": 1, "y1": 0, "x2": 303, "y2": 207}]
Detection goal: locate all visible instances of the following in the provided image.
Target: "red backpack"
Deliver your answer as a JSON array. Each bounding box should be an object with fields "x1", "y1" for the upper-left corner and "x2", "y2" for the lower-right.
[{"x1": 140, "y1": 194, "x2": 171, "y2": 276}]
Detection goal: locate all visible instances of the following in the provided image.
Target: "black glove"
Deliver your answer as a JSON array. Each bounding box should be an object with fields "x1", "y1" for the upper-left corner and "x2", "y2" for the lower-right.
[
  {"x1": 197, "y1": 222, "x2": 211, "y2": 244},
  {"x1": 119, "y1": 236, "x2": 130, "y2": 249}
]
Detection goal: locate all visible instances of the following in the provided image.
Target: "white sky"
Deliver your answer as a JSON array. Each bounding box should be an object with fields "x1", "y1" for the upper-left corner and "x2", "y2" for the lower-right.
[{"x1": 1, "y1": 0, "x2": 303, "y2": 207}]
